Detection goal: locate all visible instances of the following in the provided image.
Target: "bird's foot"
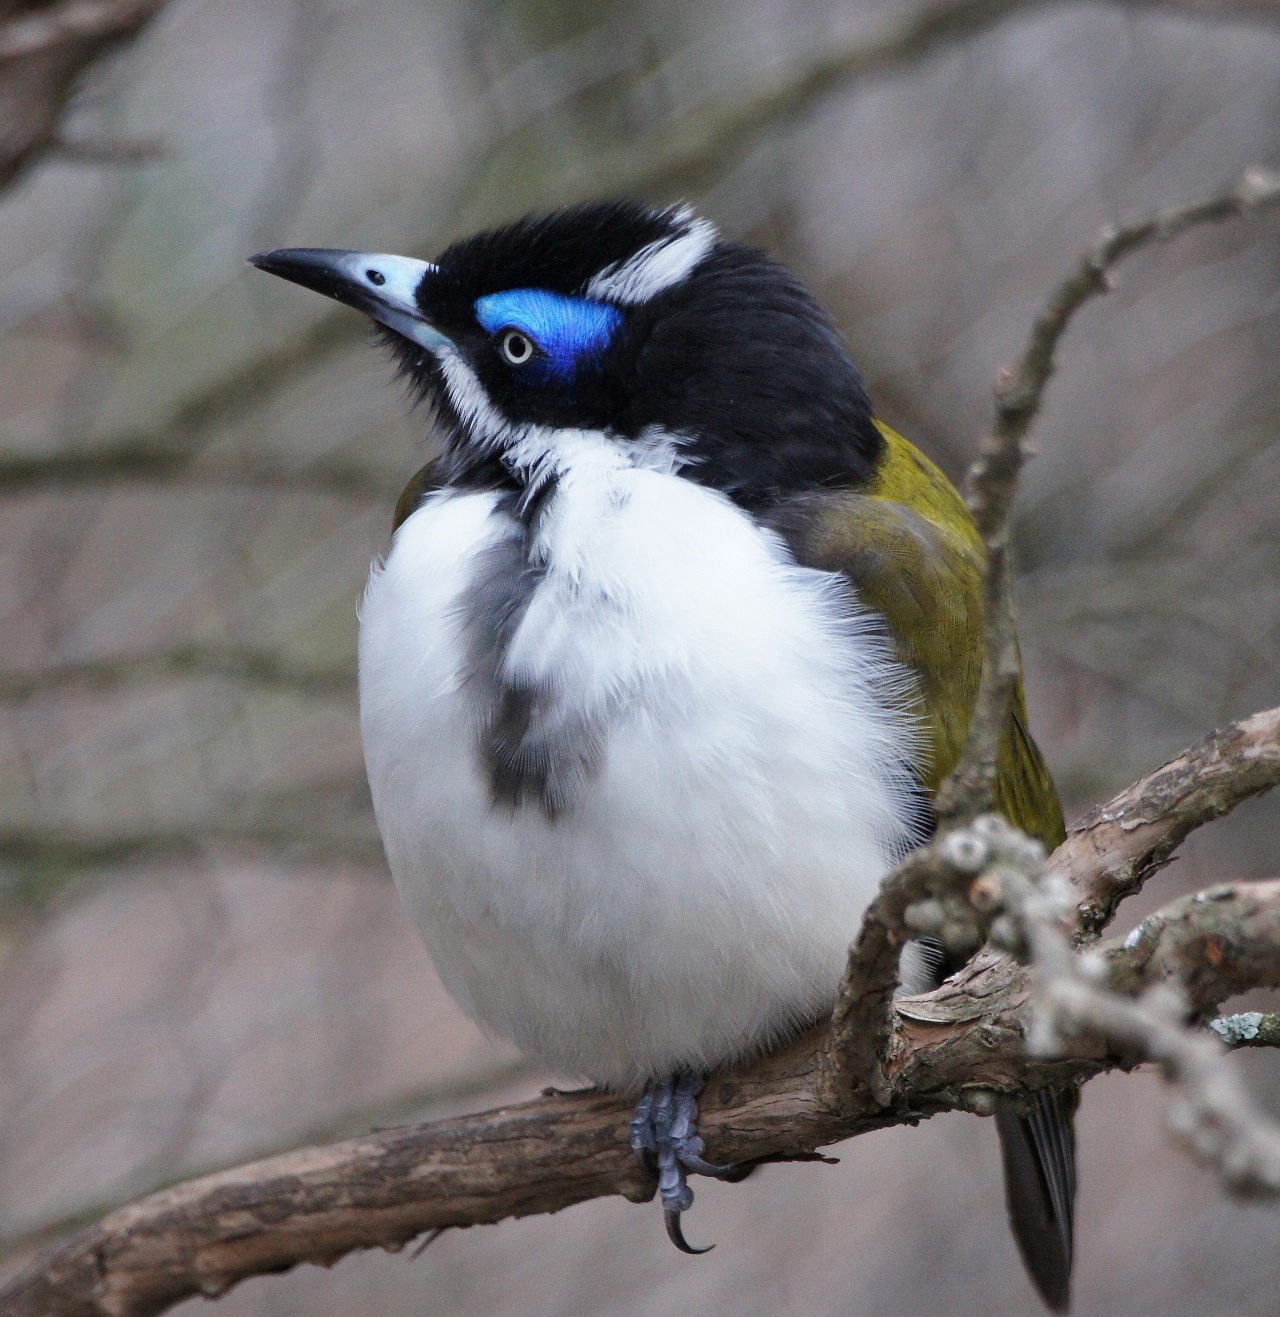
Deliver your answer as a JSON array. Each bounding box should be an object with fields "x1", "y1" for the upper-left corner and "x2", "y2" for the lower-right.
[{"x1": 629, "y1": 1071, "x2": 735, "y2": 1254}]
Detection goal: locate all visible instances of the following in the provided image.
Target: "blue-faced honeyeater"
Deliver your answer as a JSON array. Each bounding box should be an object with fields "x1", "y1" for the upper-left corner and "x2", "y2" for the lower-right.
[{"x1": 251, "y1": 200, "x2": 1075, "y2": 1312}]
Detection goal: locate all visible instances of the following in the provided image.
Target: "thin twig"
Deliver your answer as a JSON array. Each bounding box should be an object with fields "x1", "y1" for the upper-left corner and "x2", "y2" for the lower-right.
[{"x1": 934, "y1": 166, "x2": 1280, "y2": 826}]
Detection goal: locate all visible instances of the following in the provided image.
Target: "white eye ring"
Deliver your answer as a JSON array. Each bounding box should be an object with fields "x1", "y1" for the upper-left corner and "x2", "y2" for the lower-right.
[{"x1": 500, "y1": 329, "x2": 535, "y2": 365}]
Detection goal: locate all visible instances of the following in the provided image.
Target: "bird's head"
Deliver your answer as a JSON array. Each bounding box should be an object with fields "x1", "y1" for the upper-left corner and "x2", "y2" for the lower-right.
[{"x1": 250, "y1": 200, "x2": 883, "y2": 506}]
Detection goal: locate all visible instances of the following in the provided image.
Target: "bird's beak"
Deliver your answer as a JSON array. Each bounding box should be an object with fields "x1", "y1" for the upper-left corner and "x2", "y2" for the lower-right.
[{"x1": 247, "y1": 248, "x2": 452, "y2": 353}]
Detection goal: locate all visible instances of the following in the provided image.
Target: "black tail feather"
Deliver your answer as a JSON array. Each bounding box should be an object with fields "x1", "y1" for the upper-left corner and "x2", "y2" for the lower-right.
[{"x1": 995, "y1": 1089, "x2": 1078, "y2": 1313}]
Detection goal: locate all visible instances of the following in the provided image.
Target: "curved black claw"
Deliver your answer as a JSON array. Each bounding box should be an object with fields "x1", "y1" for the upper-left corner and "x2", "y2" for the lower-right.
[
  {"x1": 630, "y1": 1072, "x2": 737, "y2": 1254},
  {"x1": 665, "y1": 1200, "x2": 713, "y2": 1254}
]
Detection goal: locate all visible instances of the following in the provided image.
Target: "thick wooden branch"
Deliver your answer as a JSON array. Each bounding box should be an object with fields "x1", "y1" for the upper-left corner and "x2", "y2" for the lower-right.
[
  {"x1": 6, "y1": 719, "x2": 1280, "y2": 1316},
  {"x1": 1067, "y1": 706, "x2": 1280, "y2": 939}
]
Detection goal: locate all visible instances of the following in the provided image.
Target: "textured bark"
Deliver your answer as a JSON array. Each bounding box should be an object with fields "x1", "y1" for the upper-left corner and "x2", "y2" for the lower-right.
[
  {"x1": 1067, "y1": 707, "x2": 1280, "y2": 939},
  {"x1": 5, "y1": 786, "x2": 1280, "y2": 1315}
]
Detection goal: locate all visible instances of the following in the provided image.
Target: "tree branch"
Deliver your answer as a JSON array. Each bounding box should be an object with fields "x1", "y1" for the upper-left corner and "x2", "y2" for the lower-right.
[
  {"x1": 632, "y1": 0, "x2": 1280, "y2": 198},
  {"x1": 1211, "y1": 1011, "x2": 1280, "y2": 1048},
  {"x1": 0, "y1": 443, "x2": 393, "y2": 499},
  {"x1": 0, "y1": 647, "x2": 355, "y2": 702},
  {"x1": 45, "y1": 133, "x2": 168, "y2": 163},
  {"x1": 0, "y1": 810, "x2": 387, "y2": 898},
  {"x1": 0, "y1": 1057, "x2": 537, "y2": 1268},
  {"x1": 5, "y1": 811, "x2": 1280, "y2": 1316},
  {"x1": 0, "y1": 0, "x2": 168, "y2": 62},
  {"x1": 0, "y1": 0, "x2": 173, "y2": 189},
  {"x1": 1066, "y1": 705, "x2": 1280, "y2": 939}
]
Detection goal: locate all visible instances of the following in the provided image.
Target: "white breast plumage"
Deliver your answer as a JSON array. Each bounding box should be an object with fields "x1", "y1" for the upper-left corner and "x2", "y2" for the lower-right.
[{"x1": 357, "y1": 430, "x2": 923, "y2": 1091}]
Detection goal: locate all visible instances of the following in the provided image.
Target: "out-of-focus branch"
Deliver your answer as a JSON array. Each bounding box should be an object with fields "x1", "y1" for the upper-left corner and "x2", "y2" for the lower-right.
[
  {"x1": 45, "y1": 133, "x2": 168, "y2": 163},
  {"x1": 0, "y1": 0, "x2": 173, "y2": 189},
  {"x1": 0, "y1": 647, "x2": 356, "y2": 701},
  {"x1": 1066, "y1": 705, "x2": 1280, "y2": 939},
  {"x1": 0, "y1": 443, "x2": 394, "y2": 498},
  {"x1": 632, "y1": 0, "x2": 1280, "y2": 197},
  {"x1": 0, "y1": 0, "x2": 167, "y2": 61},
  {"x1": 0, "y1": 812, "x2": 386, "y2": 886}
]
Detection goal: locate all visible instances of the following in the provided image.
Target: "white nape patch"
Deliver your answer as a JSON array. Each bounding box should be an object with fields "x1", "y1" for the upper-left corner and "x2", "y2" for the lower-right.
[
  {"x1": 359, "y1": 438, "x2": 926, "y2": 1090},
  {"x1": 585, "y1": 214, "x2": 717, "y2": 305}
]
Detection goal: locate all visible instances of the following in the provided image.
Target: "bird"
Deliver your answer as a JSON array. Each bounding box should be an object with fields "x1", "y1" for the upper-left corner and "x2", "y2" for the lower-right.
[{"x1": 249, "y1": 199, "x2": 1076, "y2": 1311}]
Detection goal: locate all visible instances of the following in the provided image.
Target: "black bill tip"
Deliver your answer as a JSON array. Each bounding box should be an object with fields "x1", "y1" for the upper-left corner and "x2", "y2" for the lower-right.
[{"x1": 245, "y1": 247, "x2": 361, "y2": 304}]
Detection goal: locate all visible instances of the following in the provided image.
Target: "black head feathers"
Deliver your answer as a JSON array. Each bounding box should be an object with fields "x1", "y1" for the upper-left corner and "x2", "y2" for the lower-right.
[{"x1": 255, "y1": 199, "x2": 885, "y2": 507}]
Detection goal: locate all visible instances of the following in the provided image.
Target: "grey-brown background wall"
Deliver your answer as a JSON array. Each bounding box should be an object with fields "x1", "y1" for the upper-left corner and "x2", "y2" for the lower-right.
[{"x1": 1, "y1": 0, "x2": 1279, "y2": 1311}]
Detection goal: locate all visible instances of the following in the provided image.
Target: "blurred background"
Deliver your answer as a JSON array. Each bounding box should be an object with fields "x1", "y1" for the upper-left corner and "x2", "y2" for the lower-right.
[{"x1": 1, "y1": 0, "x2": 1279, "y2": 1312}]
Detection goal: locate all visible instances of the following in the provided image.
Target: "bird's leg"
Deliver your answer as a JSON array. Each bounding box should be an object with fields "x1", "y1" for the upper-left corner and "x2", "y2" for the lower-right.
[{"x1": 629, "y1": 1071, "x2": 735, "y2": 1254}]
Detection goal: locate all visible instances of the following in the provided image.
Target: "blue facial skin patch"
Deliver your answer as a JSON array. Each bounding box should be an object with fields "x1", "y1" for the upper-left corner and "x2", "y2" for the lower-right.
[{"x1": 475, "y1": 289, "x2": 622, "y2": 383}]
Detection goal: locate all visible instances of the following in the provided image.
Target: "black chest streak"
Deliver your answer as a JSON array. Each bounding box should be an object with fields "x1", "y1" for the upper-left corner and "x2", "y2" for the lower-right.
[{"x1": 458, "y1": 481, "x2": 606, "y2": 819}]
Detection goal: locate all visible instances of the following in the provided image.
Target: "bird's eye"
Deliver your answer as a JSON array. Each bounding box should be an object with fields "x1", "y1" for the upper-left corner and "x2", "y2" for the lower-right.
[
  {"x1": 366, "y1": 269, "x2": 385, "y2": 286},
  {"x1": 500, "y1": 329, "x2": 535, "y2": 365}
]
